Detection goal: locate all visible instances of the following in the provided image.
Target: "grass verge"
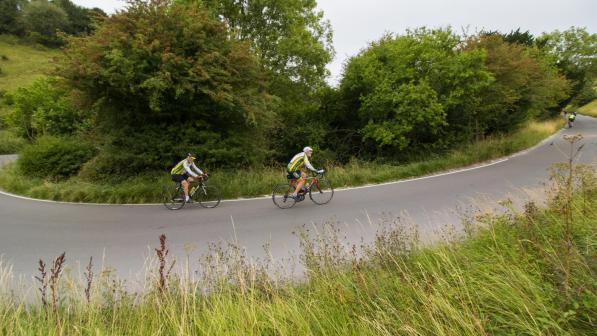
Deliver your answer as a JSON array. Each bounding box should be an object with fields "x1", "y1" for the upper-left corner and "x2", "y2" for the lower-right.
[
  {"x1": 0, "y1": 163, "x2": 595, "y2": 335},
  {"x1": 577, "y1": 99, "x2": 597, "y2": 117},
  {"x1": 0, "y1": 118, "x2": 563, "y2": 203}
]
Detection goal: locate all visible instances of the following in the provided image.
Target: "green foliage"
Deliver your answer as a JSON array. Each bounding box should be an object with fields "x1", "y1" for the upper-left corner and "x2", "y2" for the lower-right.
[
  {"x1": 339, "y1": 28, "x2": 492, "y2": 155},
  {"x1": 58, "y1": 0, "x2": 274, "y2": 174},
  {"x1": 17, "y1": 135, "x2": 96, "y2": 179},
  {"x1": 198, "y1": 0, "x2": 334, "y2": 90},
  {"x1": 7, "y1": 77, "x2": 81, "y2": 139},
  {"x1": 467, "y1": 34, "x2": 570, "y2": 132},
  {"x1": 0, "y1": 129, "x2": 26, "y2": 154},
  {"x1": 196, "y1": 0, "x2": 335, "y2": 160},
  {"x1": 0, "y1": 0, "x2": 26, "y2": 35},
  {"x1": 53, "y1": 0, "x2": 106, "y2": 36},
  {"x1": 538, "y1": 27, "x2": 597, "y2": 106},
  {"x1": 22, "y1": 0, "x2": 69, "y2": 46}
]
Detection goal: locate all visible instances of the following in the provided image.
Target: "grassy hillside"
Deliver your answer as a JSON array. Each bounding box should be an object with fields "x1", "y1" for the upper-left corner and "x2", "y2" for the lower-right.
[
  {"x1": 0, "y1": 164, "x2": 594, "y2": 335},
  {"x1": 0, "y1": 35, "x2": 59, "y2": 93},
  {"x1": 577, "y1": 99, "x2": 597, "y2": 117}
]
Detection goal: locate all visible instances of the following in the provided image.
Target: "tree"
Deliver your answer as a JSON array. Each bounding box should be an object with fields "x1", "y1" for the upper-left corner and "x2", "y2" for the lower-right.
[
  {"x1": 537, "y1": 27, "x2": 597, "y2": 106},
  {"x1": 53, "y1": 0, "x2": 106, "y2": 35},
  {"x1": 189, "y1": 0, "x2": 335, "y2": 159},
  {"x1": 0, "y1": 0, "x2": 26, "y2": 35},
  {"x1": 7, "y1": 77, "x2": 81, "y2": 139},
  {"x1": 466, "y1": 35, "x2": 570, "y2": 133},
  {"x1": 58, "y1": 0, "x2": 275, "y2": 173},
  {"x1": 502, "y1": 28, "x2": 535, "y2": 46},
  {"x1": 22, "y1": 0, "x2": 69, "y2": 46},
  {"x1": 196, "y1": 0, "x2": 334, "y2": 91},
  {"x1": 339, "y1": 28, "x2": 492, "y2": 156}
]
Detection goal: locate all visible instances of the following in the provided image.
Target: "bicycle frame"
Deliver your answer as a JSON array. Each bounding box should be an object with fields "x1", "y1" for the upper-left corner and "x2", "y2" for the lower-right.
[{"x1": 287, "y1": 174, "x2": 324, "y2": 194}]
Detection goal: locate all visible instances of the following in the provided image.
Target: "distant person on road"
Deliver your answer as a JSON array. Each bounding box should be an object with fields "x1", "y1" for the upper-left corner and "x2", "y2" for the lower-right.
[
  {"x1": 287, "y1": 146, "x2": 324, "y2": 200},
  {"x1": 567, "y1": 111, "x2": 577, "y2": 128},
  {"x1": 171, "y1": 152, "x2": 205, "y2": 202}
]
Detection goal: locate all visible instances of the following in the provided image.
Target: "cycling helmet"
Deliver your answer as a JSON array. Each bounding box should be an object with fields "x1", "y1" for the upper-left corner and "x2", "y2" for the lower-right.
[
  {"x1": 187, "y1": 152, "x2": 197, "y2": 159},
  {"x1": 303, "y1": 146, "x2": 313, "y2": 153}
]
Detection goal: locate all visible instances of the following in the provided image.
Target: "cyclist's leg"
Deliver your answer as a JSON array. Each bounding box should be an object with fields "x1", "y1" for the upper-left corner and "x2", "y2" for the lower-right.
[{"x1": 293, "y1": 171, "x2": 307, "y2": 196}]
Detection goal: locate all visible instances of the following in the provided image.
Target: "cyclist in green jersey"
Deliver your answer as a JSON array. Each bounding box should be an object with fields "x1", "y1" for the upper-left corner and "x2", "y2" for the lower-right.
[
  {"x1": 171, "y1": 152, "x2": 205, "y2": 202},
  {"x1": 287, "y1": 146, "x2": 324, "y2": 199}
]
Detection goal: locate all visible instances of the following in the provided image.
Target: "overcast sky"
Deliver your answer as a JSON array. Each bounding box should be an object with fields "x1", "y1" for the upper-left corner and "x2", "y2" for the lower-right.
[{"x1": 73, "y1": 0, "x2": 596, "y2": 85}]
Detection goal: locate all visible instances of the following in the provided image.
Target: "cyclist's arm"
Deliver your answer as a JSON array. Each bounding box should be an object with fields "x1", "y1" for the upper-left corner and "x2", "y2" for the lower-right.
[
  {"x1": 303, "y1": 155, "x2": 317, "y2": 172},
  {"x1": 190, "y1": 162, "x2": 204, "y2": 175},
  {"x1": 183, "y1": 161, "x2": 199, "y2": 178}
]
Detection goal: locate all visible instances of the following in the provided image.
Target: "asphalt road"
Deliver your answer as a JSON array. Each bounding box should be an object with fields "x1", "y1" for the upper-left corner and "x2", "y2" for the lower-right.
[{"x1": 1, "y1": 116, "x2": 595, "y2": 281}]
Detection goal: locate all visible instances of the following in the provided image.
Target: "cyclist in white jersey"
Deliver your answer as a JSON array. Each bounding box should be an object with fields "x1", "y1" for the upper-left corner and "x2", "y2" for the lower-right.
[
  {"x1": 171, "y1": 152, "x2": 204, "y2": 202},
  {"x1": 287, "y1": 146, "x2": 324, "y2": 199}
]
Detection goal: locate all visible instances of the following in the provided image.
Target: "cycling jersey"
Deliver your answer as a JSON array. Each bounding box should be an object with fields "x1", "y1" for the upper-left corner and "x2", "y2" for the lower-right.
[
  {"x1": 568, "y1": 114, "x2": 576, "y2": 121},
  {"x1": 287, "y1": 152, "x2": 316, "y2": 172},
  {"x1": 171, "y1": 159, "x2": 203, "y2": 177}
]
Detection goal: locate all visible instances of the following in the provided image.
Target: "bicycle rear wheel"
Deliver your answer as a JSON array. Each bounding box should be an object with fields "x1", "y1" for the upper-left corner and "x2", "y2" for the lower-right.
[
  {"x1": 196, "y1": 184, "x2": 221, "y2": 208},
  {"x1": 272, "y1": 183, "x2": 296, "y2": 209},
  {"x1": 309, "y1": 178, "x2": 334, "y2": 205},
  {"x1": 163, "y1": 184, "x2": 186, "y2": 210}
]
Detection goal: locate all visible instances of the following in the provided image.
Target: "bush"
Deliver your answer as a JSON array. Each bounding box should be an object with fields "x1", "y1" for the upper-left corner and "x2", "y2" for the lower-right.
[
  {"x1": 7, "y1": 77, "x2": 81, "y2": 139},
  {"x1": 22, "y1": 0, "x2": 69, "y2": 47},
  {"x1": 0, "y1": 129, "x2": 26, "y2": 154},
  {"x1": 17, "y1": 136, "x2": 96, "y2": 179}
]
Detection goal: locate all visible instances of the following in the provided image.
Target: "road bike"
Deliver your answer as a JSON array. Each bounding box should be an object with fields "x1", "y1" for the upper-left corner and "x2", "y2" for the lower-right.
[
  {"x1": 272, "y1": 171, "x2": 334, "y2": 209},
  {"x1": 163, "y1": 175, "x2": 221, "y2": 210}
]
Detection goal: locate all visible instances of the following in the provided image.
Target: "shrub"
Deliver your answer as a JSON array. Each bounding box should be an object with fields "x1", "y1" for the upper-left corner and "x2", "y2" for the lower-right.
[
  {"x1": 17, "y1": 136, "x2": 96, "y2": 179},
  {"x1": 22, "y1": 0, "x2": 69, "y2": 47},
  {"x1": 0, "y1": 129, "x2": 26, "y2": 154},
  {"x1": 7, "y1": 77, "x2": 81, "y2": 140}
]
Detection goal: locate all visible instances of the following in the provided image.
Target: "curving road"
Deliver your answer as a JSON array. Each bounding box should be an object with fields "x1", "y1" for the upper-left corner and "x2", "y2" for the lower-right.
[{"x1": 1, "y1": 116, "x2": 596, "y2": 280}]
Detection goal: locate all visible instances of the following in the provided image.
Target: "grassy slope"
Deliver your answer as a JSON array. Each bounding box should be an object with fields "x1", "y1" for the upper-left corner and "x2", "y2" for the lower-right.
[
  {"x1": 0, "y1": 35, "x2": 59, "y2": 154},
  {"x1": 0, "y1": 167, "x2": 594, "y2": 335},
  {"x1": 0, "y1": 118, "x2": 563, "y2": 203},
  {"x1": 0, "y1": 35, "x2": 59, "y2": 93},
  {"x1": 577, "y1": 99, "x2": 597, "y2": 117}
]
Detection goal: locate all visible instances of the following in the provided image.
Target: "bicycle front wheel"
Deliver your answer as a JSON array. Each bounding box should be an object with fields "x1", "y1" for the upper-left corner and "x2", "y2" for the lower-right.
[
  {"x1": 163, "y1": 184, "x2": 186, "y2": 210},
  {"x1": 309, "y1": 178, "x2": 334, "y2": 205},
  {"x1": 272, "y1": 183, "x2": 296, "y2": 209},
  {"x1": 196, "y1": 184, "x2": 221, "y2": 208}
]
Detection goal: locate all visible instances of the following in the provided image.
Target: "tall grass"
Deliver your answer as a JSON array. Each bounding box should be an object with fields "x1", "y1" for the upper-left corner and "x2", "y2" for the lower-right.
[
  {"x1": 0, "y1": 118, "x2": 563, "y2": 203},
  {"x1": 0, "y1": 163, "x2": 594, "y2": 335},
  {"x1": 577, "y1": 99, "x2": 597, "y2": 117}
]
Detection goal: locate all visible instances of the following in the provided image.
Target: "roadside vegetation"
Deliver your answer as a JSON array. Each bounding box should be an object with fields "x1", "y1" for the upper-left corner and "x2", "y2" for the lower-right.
[
  {"x1": 0, "y1": 118, "x2": 562, "y2": 203},
  {"x1": 577, "y1": 99, "x2": 597, "y2": 117},
  {"x1": 0, "y1": 159, "x2": 594, "y2": 335},
  {"x1": 0, "y1": 0, "x2": 595, "y2": 203}
]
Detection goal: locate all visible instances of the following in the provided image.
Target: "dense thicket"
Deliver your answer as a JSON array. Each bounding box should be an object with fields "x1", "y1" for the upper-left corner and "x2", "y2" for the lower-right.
[
  {"x1": 57, "y1": 0, "x2": 274, "y2": 177},
  {"x1": 194, "y1": 0, "x2": 335, "y2": 160},
  {"x1": 466, "y1": 34, "x2": 569, "y2": 133},
  {"x1": 315, "y1": 28, "x2": 571, "y2": 161},
  {"x1": 537, "y1": 27, "x2": 597, "y2": 107}
]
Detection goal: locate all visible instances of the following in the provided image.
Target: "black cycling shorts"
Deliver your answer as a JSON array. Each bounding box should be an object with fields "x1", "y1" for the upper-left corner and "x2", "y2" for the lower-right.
[
  {"x1": 287, "y1": 171, "x2": 302, "y2": 179},
  {"x1": 171, "y1": 173, "x2": 190, "y2": 183}
]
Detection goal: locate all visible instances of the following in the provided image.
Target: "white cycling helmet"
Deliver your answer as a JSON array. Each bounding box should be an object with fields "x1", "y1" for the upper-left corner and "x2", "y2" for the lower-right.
[{"x1": 303, "y1": 146, "x2": 313, "y2": 153}]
